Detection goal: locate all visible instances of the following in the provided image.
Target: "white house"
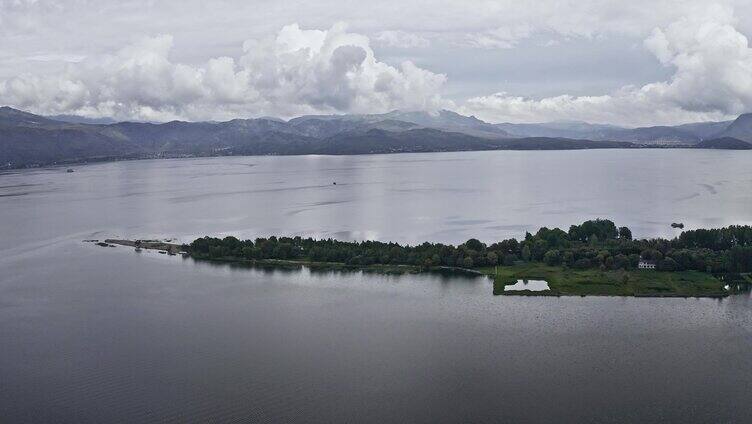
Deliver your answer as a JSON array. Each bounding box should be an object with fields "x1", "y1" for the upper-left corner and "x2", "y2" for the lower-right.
[{"x1": 638, "y1": 258, "x2": 657, "y2": 270}]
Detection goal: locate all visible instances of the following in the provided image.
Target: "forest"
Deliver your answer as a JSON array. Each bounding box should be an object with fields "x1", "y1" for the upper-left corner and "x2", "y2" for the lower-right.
[{"x1": 187, "y1": 219, "x2": 752, "y2": 274}]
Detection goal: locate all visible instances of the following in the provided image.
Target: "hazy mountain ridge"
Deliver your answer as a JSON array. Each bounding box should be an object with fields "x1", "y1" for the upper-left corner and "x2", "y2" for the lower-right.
[
  {"x1": 717, "y1": 113, "x2": 752, "y2": 142},
  {"x1": 46, "y1": 114, "x2": 118, "y2": 125},
  {"x1": 1, "y1": 106, "x2": 751, "y2": 168},
  {"x1": 496, "y1": 119, "x2": 735, "y2": 143}
]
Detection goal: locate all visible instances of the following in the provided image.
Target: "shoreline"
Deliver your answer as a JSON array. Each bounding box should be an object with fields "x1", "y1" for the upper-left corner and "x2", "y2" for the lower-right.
[{"x1": 4, "y1": 145, "x2": 734, "y2": 172}]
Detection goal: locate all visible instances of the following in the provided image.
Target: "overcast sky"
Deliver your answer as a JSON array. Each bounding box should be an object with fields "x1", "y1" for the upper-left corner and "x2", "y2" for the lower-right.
[{"x1": 2, "y1": 0, "x2": 752, "y2": 126}]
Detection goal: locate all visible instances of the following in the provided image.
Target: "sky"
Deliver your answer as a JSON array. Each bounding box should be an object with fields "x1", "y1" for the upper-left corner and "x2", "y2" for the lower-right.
[{"x1": 2, "y1": 0, "x2": 752, "y2": 126}]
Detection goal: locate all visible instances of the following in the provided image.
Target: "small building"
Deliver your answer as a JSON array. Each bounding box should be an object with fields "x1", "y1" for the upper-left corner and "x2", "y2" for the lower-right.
[{"x1": 638, "y1": 258, "x2": 657, "y2": 270}]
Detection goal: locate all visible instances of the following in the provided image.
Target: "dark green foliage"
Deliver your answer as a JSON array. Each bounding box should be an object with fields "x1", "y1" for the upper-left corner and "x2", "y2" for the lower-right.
[
  {"x1": 543, "y1": 249, "x2": 561, "y2": 266},
  {"x1": 678, "y1": 226, "x2": 752, "y2": 250},
  {"x1": 188, "y1": 221, "x2": 752, "y2": 274},
  {"x1": 568, "y1": 219, "x2": 619, "y2": 242},
  {"x1": 464, "y1": 238, "x2": 486, "y2": 251}
]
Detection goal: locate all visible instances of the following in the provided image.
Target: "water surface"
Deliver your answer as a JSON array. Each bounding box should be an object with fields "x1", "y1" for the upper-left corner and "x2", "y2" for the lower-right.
[{"x1": 2, "y1": 150, "x2": 752, "y2": 423}]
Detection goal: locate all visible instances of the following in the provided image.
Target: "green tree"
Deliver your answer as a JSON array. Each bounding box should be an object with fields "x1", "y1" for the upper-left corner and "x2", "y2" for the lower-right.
[
  {"x1": 464, "y1": 238, "x2": 485, "y2": 251},
  {"x1": 543, "y1": 249, "x2": 561, "y2": 266},
  {"x1": 521, "y1": 245, "x2": 531, "y2": 261},
  {"x1": 573, "y1": 258, "x2": 591, "y2": 269},
  {"x1": 659, "y1": 257, "x2": 678, "y2": 271}
]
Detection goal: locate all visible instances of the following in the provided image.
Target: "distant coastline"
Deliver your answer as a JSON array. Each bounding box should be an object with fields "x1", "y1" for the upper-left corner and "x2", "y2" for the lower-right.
[{"x1": 6, "y1": 143, "x2": 751, "y2": 172}]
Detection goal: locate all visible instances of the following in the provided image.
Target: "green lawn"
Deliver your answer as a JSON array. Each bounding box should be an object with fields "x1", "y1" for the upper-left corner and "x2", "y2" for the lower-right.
[{"x1": 479, "y1": 263, "x2": 726, "y2": 297}]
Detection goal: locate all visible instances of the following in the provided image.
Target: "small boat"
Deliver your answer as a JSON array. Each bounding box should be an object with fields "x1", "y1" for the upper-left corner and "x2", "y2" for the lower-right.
[
  {"x1": 66, "y1": 168, "x2": 75, "y2": 173},
  {"x1": 333, "y1": 182, "x2": 337, "y2": 185},
  {"x1": 671, "y1": 222, "x2": 685, "y2": 229}
]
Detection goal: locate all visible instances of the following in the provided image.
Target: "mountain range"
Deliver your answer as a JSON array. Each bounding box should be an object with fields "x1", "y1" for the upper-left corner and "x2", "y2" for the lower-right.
[{"x1": 1, "y1": 106, "x2": 751, "y2": 168}]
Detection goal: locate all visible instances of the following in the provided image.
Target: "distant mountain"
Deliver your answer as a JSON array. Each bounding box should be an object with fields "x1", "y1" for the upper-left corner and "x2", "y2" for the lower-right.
[
  {"x1": 695, "y1": 137, "x2": 752, "y2": 150},
  {"x1": 377, "y1": 110, "x2": 510, "y2": 138},
  {"x1": 287, "y1": 115, "x2": 420, "y2": 138},
  {"x1": 495, "y1": 121, "x2": 620, "y2": 139},
  {"x1": 2, "y1": 106, "x2": 751, "y2": 169},
  {"x1": 605, "y1": 126, "x2": 700, "y2": 144},
  {"x1": 497, "y1": 120, "x2": 702, "y2": 144},
  {"x1": 314, "y1": 129, "x2": 630, "y2": 155},
  {"x1": 674, "y1": 120, "x2": 733, "y2": 139},
  {"x1": 0, "y1": 125, "x2": 145, "y2": 166},
  {"x1": 0, "y1": 106, "x2": 63, "y2": 128},
  {"x1": 717, "y1": 113, "x2": 752, "y2": 142},
  {"x1": 46, "y1": 114, "x2": 118, "y2": 125},
  {"x1": 288, "y1": 109, "x2": 509, "y2": 139},
  {"x1": 314, "y1": 128, "x2": 498, "y2": 154}
]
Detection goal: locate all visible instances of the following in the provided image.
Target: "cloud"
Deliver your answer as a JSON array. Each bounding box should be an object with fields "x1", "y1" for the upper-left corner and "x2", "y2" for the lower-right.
[
  {"x1": 460, "y1": 91, "x2": 730, "y2": 127},
  {"x1": 461, "y1": 4, "x2": 752, "y2": 126},
  {"x1": 3, "y1": 1, "x2": 752, "y2": 125},
  {"x1": 460, "y1": 25, "x2": 533, "y2": 49},
  {"x1": 0, "y1": 23, "x2": 447, "y2": 121},
  {"x1": 374, "y1": 31, "x2": 431, "y2": 48}
]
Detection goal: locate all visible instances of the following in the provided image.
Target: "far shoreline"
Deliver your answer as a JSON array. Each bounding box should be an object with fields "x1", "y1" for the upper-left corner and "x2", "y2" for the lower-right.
[{"x1": 3, "y1": 145, "x2": 739, "y2": 172}]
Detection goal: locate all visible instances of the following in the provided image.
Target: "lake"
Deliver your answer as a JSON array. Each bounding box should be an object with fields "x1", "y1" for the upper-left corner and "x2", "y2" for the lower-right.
[{"x1": 2, "y1": 149, "x2": 752, "y2": 422}]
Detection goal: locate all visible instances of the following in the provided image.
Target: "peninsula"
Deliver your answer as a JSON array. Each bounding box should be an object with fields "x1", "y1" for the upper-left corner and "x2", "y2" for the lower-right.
[{"x1": 98, "y1": 219, "x2": 752, "y2": 298}]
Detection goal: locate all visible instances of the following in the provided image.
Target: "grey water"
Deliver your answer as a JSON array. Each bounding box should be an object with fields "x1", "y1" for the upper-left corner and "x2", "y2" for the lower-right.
[{"x1": 2, "y1": 149, "x2": 752, "y2": 423}]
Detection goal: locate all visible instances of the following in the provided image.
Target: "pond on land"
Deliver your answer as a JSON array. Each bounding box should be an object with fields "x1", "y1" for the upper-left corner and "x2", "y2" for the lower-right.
[
  {"x1": 2, "y1": 150, "x2": 752, "y2": 422},
  {"x1": 504, "y1": 279, "x2": 550, "y2": 291}
]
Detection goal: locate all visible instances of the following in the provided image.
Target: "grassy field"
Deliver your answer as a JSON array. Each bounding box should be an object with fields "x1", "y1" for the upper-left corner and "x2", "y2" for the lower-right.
[{"x1": 479, "y1": 263, "x2": 727, "y2": 297}]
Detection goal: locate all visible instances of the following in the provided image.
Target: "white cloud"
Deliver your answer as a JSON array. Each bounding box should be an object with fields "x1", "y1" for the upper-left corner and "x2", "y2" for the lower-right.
[
  {"x1": 460, "y1": 91, "x2": 730, "y2": 127},
  {"x1": 0, "y1": 23, "x2": 447, "y2": 121},
  {"x1": 374, "y1": 30, "x2": 431, "y2": 48},
  {"x1": 461, "y1": 4, "x2": 752, "y2": 126},
  {"x1": 460, "y1": 25, "x2": 533, "y2": 49},
  {"x1": 24, "y1": 53, "x2": 86, "y2": 63},
  {"x1": 3, "y1": 1, "x2": 752, "y2": 125}
]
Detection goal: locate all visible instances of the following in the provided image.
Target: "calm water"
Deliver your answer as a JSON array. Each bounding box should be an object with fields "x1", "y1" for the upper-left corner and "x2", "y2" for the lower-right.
[
  {"x1": 2, "y1": 150, "x2": 752, "y2": 423},
  {"x1": 504, "y1": 279, "x2": 550, "y2": 291}
]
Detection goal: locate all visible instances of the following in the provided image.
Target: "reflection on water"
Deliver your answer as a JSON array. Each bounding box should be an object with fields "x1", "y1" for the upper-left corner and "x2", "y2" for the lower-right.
[
  {"x1": 504, "y1": 279, "x2": 550, "y2": 291},
  {"x1": 188, "y1": 254, "x2": 486, "y2": 286}
]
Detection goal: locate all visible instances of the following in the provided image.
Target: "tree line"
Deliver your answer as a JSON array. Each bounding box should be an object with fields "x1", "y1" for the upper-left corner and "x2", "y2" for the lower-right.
[{"x1": 187, "y1": 219, "x2": 752, "y2": 273}]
